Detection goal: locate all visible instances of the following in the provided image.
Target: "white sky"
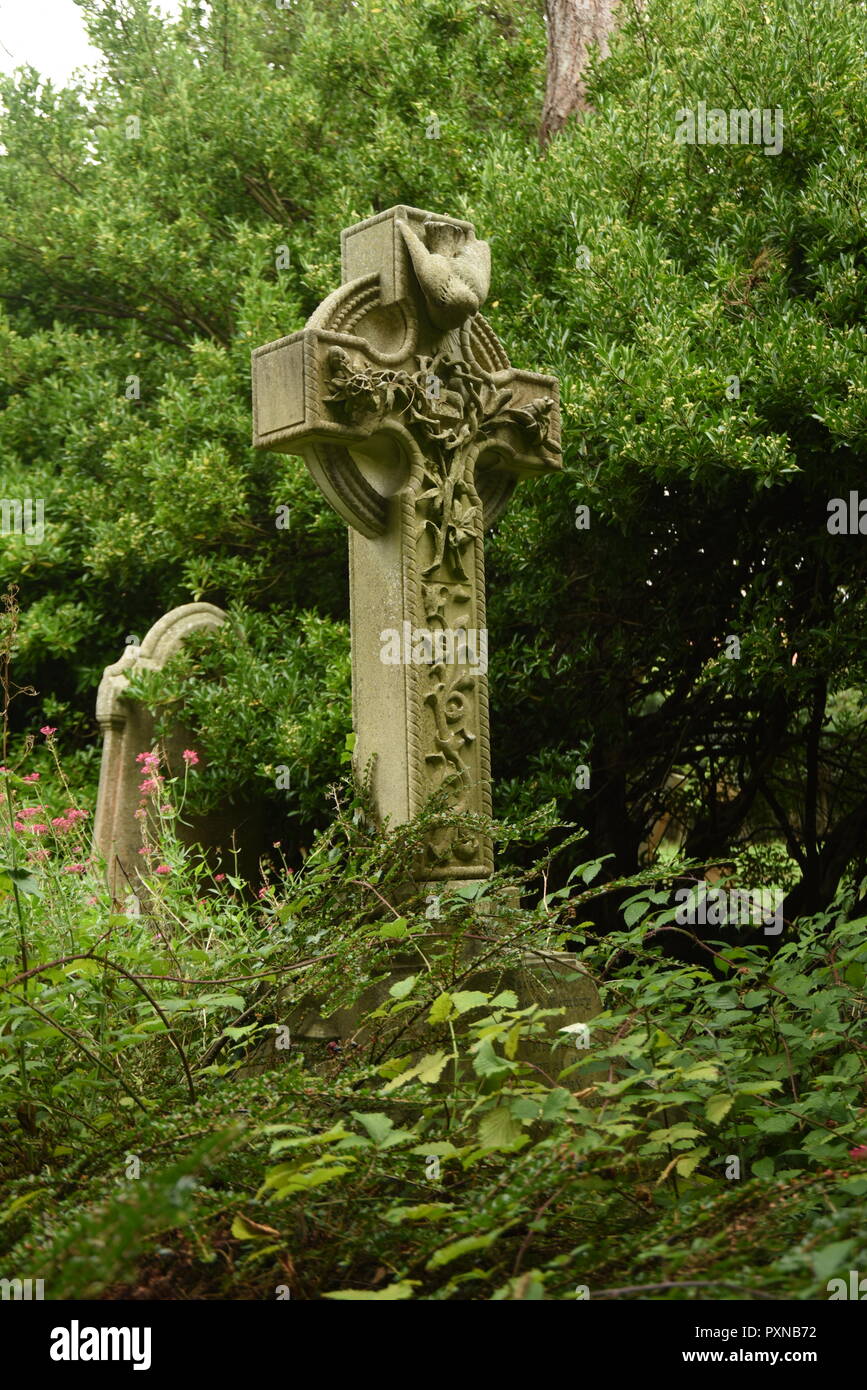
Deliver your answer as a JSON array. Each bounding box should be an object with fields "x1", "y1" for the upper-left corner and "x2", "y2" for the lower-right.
[{"x1": 0, "y1": 0, "x2": 181, "y2": 87}]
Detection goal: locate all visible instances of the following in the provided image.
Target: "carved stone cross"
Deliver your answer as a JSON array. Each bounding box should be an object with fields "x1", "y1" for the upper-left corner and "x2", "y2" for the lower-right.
[{"x1": 252, "y1": 205, "x2": 560, "y2": 880}]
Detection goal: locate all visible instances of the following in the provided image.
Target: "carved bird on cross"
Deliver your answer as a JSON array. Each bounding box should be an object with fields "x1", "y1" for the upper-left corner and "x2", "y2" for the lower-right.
[{"x1": 396, "y1": 217, "x2": 491, "y2": 330}]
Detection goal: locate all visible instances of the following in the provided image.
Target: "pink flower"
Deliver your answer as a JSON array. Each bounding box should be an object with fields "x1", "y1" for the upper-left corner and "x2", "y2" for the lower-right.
[
  {"x1": 27, "y1": 849, "x2": 50, "y2": 862},
  {"x1": 258, "y1": 886, "x2": 269, "y2": 899},
  {"x1": 52, "y1": 816, "x2": 73, "y2": 831},
  {"x1": 214, "y1": 873, "x2": 226, "y2": 882},
  {"x1": 849, "y1": 1145, "x2": 867, "y2": 1161},
  {"x1": 62, "y1": 863, "x2": 86, "y2": 874},
  {"x1": 40, "y1": 725, "x2": 57, "y2": 736},
  {"x1": 85, "y1": 895, "x2": 99, "y2": 905},
  {"x1": 138, "y1": 777, "x2": 161, "y2": 794},
  {"x1": 65, "y1": 808, "x2": 87, "y2": 822},
  {"x1": 22, "y1": 772, "x2": 40, "y2": 783},
  {"x1": 155, "y1": 864, "x2": 171, "y2": 875},
  {"x1": 136, "y1": 750, "x2": 159, "y2": 766},
  {"x1": 182, "y1": 749, "x2": 199, "y2": 766},
  {"x1": 138, "y1": 846, "x2": 154, "y2": 856},
  {"x1": 133, "y1": 808, "x2": 146, "y2": 820},
  {"x1": 19, "y1": 807, "x2": 43, "y2": 819},
  {"x1": 160, "y1": 804, "x2": 174, "y2": 815},
  {"x1": 13, "y1": 820, "x2": 26, "y2": 832},
  {"x1": 30, "y1": 824, "x2": 48, "y2": 834}
]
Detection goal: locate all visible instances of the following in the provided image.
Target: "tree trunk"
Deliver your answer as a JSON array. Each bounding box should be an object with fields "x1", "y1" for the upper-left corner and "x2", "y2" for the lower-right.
[{"x1": 539, "y1": 0, "x2": 621, "y2": 148}]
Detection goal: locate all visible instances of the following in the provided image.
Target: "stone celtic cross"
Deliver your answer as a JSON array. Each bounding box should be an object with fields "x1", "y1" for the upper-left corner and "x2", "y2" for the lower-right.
[{"x1": 252, "y1": 205, "x2": 560, "y2": 880}]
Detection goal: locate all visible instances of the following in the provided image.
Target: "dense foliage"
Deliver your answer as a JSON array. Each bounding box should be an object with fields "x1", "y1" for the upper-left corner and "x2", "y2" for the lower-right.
[
  {"x1": 2, "y1": 0, "x2": 866, "y2": 913},
  {"x1": 1, "y1": 0, "x2": 866, "y2": 1303},
  {"x1": 2, "y1": 721, "x2": 865, "y2": 1299}
]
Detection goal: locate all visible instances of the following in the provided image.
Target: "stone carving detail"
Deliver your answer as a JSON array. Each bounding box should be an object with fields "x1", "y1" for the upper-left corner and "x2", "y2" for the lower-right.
[
  {"x1": 252, "y1": 204, "x2": 561, "y2": 880},
  {"x1": 395, "y1": 218, "x2": 491, "y2": 329},
  {"x1": 325, "y1": 345, "x2": 555, "y2": 868}
]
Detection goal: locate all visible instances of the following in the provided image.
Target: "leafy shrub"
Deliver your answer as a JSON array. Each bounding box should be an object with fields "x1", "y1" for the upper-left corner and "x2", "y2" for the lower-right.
[{"x1": 2, "y1": 730, "x2": 865, "y2": 1300}]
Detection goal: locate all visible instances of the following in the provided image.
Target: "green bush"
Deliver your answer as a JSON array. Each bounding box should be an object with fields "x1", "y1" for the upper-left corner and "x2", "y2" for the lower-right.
[
  {"x1": 2, "y1": 724, "x2": 865, "y2": 1300},
  {"x1": 2, "y1": 0, "x2": 866, "y2": 914},
  {"x1": 125, "y1": 603, "x2": 351, "y2": 827}
]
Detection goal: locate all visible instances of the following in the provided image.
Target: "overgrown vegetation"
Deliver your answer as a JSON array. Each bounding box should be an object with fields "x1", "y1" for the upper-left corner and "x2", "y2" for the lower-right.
[
  {"x1": 2, "y1": 0, "x2": 867, "y2": 915},
  {"x1": 2, "y1": 0, "x2": 867, "y2": 1301},
  {"x1": 2, "y1": 681, "x2": 865, "y2": 1299}
]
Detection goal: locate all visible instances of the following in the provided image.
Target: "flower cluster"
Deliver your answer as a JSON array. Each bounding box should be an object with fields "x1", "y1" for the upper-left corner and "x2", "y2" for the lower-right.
[
  {"x1": 52, "y1": 808, "x2": 88, "y2": 833},
  {"x1": 136, "y1": 749, "x2": 163, "y2": 796},
  {"x1": 12, "y1": 805, "x2": 88, "y2": 835}
]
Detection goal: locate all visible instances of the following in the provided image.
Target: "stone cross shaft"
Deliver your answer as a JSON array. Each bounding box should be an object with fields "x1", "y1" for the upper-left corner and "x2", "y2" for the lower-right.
[{"x1": 252, "y1": 205, "x2": 560, "y2": 879}]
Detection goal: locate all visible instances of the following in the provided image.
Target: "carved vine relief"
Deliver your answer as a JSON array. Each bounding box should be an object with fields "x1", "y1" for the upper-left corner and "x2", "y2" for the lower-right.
[{"x1": 326, "y1": 345, "x2": 555, "y2": 869}]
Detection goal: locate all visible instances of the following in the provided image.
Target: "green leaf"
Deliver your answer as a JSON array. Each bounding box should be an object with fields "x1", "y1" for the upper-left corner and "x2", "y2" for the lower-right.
[
  {"x1": 742, "y1": 990, "x2": 769, "y2": 1007},
  {"x1": 754, "y1": 1112, "x2": 796, "y2": 1133},
  {"x1": 428, "y1": 993, "x2": 454, "y2": 1024},
  {"x1": 473, "y1": 1037, "x2": 515, "y2": 1079},
  {"x1": 541, "y1": 1087, "x2": 572, "y2": 1121},
  {"x1": 383, "y1": 1050, "x2": 452, "y2": 1091},
  {"x1": 751, "y1": 1157, "x2": 775, "y2": 1179},
  {"x1": 350, "y1": 1112, "x2": 414, "y2": 1148},
  {"x1": 378, "y1": 917, "x2": 408, "y2": 939},
  {"x1": 451, "y1": 990, "x2": 490, "y2": 1015},
  {"x1": 376, "y1": 1053, "x2": 414, "y2": 1078},
  {"x1": 509, "y1": 1096, "x2": 541, "y2": 1122},
  {"x1": 409, "y1": 1141, "x2": 459, "y2": 1157},
  {"x1": 416, "y1": 1050, "x2": 452, "y2": 1084},
  {"x1": 388, "y1": 974, "x2": 416, "y2": 999},
  {"x1": 65, "y1": 959, "x2": 102, "y2": 978},
  {"x1": 676, "y1": 1147, "x2": 709, "y2": 1177},
  {"x1": 450, "y1": 881, "x2": 489, "y2": 901},
  {"x1": 383, "y1": 1203, "x2": 455, "y2": 1225},
  {"x1": 266, "y1": 1164, "x2": 351, "y2": 1197},
  {"x1": 580, "y1": 858, "x2": 606, "y2": 884},
  {"x1": 657, "y1": 1146, "x2": 709, "y2": 1184},
  {"x1": 504, "y1": 1022, "x2": 523, "y2": 1059},
  {"x1": 351, "y1": 1112, "x2": 394, "y2": 1145},
  {"x1": 812, "y1": 1240, "x2": 856, "y2": 1284},
  {"x1": 0, "y1": 1188, "x2": 47, "y2": 1221},
  {"x1": 324, "y1": 1282, "x2": 415, "y2": 1300},
  {"x1": 478, "y1": 1106, "x2": 523, "y2": 1149},
  {"x1": 623, "y1": 896, "x2": 649, "y2": 926},
  {"x1": 680, "y1": 1063, "x2": 719, "y2": 1081},
  {"x1": 193, "y1": 992, "x2": 245, "y2": 1011},
  {"x1": 426, "y1": 1229, "x2": 506, "y2": 1270},
  {"x1": 705, "y1": 1093, "x2": 735, "y2": 1125},
  {"x1": 267, "y1": 1124, "x2": 349, "y2": 1154},
  {"x1": 9, "y1": 869, "x2": 41, "y2": 896},
  {"x1": 648, "y1": 1123, "x2": 704, "y2": 1143},
  {"x1": 231, "y1": 1213, "x2": 281, "y2": 1240}
]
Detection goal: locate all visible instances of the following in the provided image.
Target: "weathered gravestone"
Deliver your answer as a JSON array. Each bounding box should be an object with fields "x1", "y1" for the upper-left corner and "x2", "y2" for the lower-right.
[
  {"x1": 93, "y1": 602, "x2": 234, "y2": 901},
  {"x1": 252, "y1": 205, "x2": 599, "y2": 1060}
]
